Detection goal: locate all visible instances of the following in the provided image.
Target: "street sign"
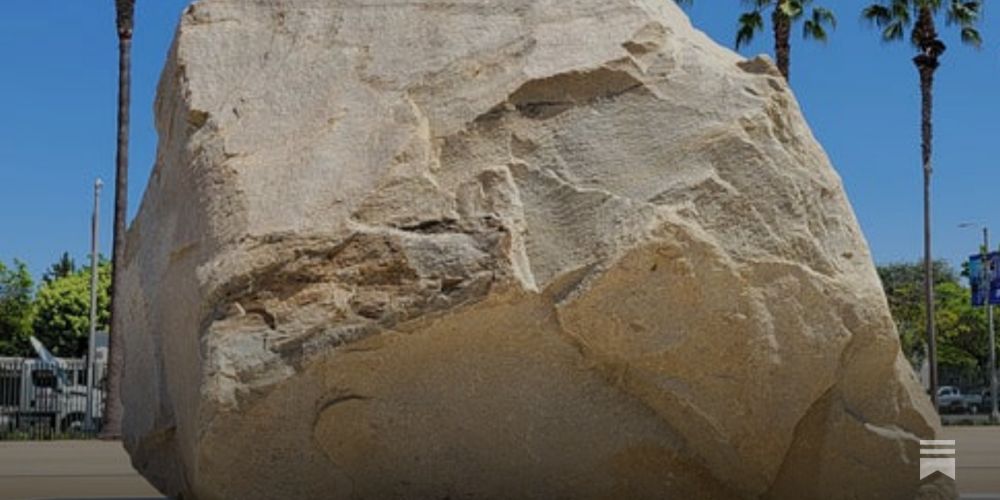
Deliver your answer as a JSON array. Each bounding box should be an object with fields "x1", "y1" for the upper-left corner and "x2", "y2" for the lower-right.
[{"x1": 969, "y1": 252, "x2": 1000, "y2": 306}]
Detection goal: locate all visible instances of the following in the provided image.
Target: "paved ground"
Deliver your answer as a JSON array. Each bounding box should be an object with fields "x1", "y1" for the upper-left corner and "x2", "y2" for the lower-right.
[
  {"x1": 944, "y1": 426, "x2": 1000, "y2": 498},
  {"x1": 0, "y1": 428, "x2": 997, "y2": 499},
  {"x1": 0, "y1": 441, "x2": 160, "y2": 500}
]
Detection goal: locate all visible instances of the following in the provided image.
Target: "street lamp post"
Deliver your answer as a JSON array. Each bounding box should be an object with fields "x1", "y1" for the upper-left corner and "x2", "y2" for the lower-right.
[
  {"x1": 980, "y1": 227, "x2": 999, "y2": 424},
  {"x1": 85, "y1": 179, "x2": 102, "y2": 432},
  {"x1": 988, "y1": 229, "x2": 1000, "y2": 424},
  {"x1": 960, "y1": 222, "x2": 999, "y2": 424}
]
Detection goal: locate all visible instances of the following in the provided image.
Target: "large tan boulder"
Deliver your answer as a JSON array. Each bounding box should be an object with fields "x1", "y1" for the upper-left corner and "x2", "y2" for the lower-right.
[{"x1": 121, "y1": 0, "x2": 951, "y2": 498}]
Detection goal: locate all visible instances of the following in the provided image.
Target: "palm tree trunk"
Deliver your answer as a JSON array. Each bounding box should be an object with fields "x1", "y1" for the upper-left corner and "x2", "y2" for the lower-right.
[
  {"x1": 921, "y1": 76, "x2": 937, "y2": 411},
  {"x1": 102, "y1": 0, "x2": 135, "y2": 440},
  {"x1": 772, "y1": 3, "x2": 792, "y2": 80},
  {"x1": 913, "y1": 6, "x2": 942, "y2": 413}
]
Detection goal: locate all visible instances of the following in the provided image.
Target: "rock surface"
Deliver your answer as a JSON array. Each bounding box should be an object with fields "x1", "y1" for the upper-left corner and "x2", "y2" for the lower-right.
[{"x1": 121, "y1": 1, "x2": 950, "y2": 498}]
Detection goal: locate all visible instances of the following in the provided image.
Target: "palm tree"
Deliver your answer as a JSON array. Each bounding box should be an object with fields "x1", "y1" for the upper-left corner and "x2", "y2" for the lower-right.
[
  {"x1": 862, "y1": 0, "x2": 982, "y2": 411},
  {"x1": 674, "y1": 0, "x2": 836, "y2": 81},
  {"x1": 43, "y1": 252, "x2": 77, "y2": 284},
  {"x1": 102, "y1": 0, "x2": 135, "y2": 440}
]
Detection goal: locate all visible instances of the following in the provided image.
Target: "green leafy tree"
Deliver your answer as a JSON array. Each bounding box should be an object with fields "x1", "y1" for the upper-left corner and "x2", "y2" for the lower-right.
[
  {"x1": 863, "y1": 0, "x2": 983, "y2": 404},
  {"x1": 879, "y1": 261, "x2": 998, "y2": 388},
  {"x1": 33, "y1": 260, "x2": 111, "y2": 357},
  {"x1": 879, "y1": 260, "x2": 957, "y2": 366},
  {"x1": 0, "y1": 260, "x2": 34, "y2": 356},
  {"x1": 934, "y1": 281, "x2": 986, "y2": 386},
  {"x1": 674, "y1": 0, "x2": 836, "y2": 80}
]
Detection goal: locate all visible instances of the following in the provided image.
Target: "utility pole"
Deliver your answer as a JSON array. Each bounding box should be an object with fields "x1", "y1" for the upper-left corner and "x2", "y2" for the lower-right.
[
  {"x1": 985, "y1": 226, "x2": 1000, "y2": 424},
  {"x1": 960, "y1": 222, "x2": 999, "y2": 424},
  {"x1": 85, "y1": 179, "x2": 102, "y2": 432}
]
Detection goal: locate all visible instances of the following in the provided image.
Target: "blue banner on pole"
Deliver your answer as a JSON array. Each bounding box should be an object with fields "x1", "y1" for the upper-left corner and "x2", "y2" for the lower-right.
[{"x1": 970, "y1": 252, "x2": 1000, "y2": 306}]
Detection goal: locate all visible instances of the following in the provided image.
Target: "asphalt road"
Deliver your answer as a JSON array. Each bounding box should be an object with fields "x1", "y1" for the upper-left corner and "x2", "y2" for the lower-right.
[{"x1": 0, "y1": 428, "x2": 996, "y2": 499}]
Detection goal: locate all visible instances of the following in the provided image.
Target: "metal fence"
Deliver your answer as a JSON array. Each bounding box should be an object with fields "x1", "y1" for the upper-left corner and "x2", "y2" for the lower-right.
[{"x1": 0, "y1": 357, "x2": 106, "y2": 440}]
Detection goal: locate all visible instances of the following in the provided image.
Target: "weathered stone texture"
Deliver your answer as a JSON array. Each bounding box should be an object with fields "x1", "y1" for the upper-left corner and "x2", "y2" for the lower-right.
[{"x1": 122, "y1": 1, "x2": 950, "y2": 498}]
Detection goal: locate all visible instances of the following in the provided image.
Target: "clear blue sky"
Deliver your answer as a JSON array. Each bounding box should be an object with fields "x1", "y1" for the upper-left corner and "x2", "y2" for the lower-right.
[{"x1": 1, "y1": 0, "x2": 998, "y2": 280}]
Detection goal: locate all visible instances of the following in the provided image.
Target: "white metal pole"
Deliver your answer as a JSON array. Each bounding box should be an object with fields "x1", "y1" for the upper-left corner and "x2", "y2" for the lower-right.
[{"x1": 85, "y1": 179, "x2": 102, "y2": 432}]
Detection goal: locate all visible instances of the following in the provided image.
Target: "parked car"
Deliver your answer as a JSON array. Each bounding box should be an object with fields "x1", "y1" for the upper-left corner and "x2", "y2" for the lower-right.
[{"x1": 937, "y1": 386, "x2": 984, "y2": 414}]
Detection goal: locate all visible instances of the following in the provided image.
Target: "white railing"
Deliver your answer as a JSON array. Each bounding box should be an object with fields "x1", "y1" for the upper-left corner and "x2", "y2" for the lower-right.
[{"x1": 0, "y1": 357, "x2": 106, "y2": 439}]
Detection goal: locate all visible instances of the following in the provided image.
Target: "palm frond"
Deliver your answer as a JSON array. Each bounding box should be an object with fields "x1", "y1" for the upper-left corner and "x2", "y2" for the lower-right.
[
  {"x1": 862, "y1": 0, "x2": 913, "y2": 43},
  {"x1": 862, "y1": 4, "x2": 895, "y2": 27},
  {"x1": 960, "y1": 26, "x2": 983, "y2": 47},
  {"x1": 883, "y1": 20, "x2": 907, "y2": 42},
  {"x1": 803, "y1": 7, "x2": 836, "y2": 41},
  {"x1": 946, "y1": 0, "x2": 982, "y2": 26},
  {"x1": 813, "y1": 7, "x2": 837, "y2": 28},
  {"x1": 781, "y1": 0, "x2": 806, "y2": 20},
  {"x1": 735, "y1": 10, "x2": 766, "y2": 48},
  {"x1": 892, "y1": 0, "x2": 913, "y2": 26}
]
